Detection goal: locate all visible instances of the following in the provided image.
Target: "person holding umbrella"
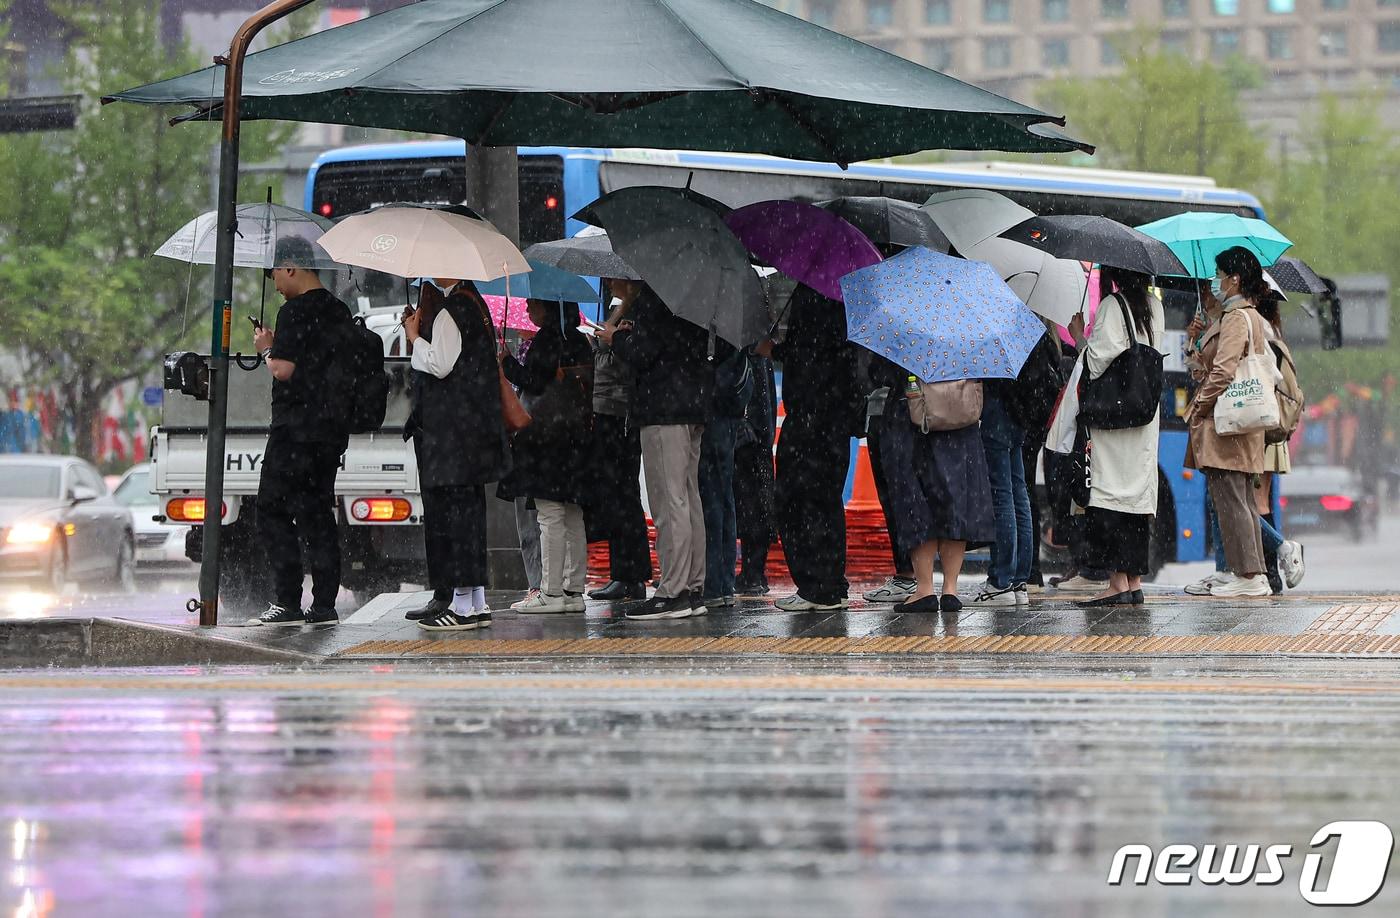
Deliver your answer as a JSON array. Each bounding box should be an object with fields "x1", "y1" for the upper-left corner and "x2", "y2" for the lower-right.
[
  {"x1": 1183, "y1": 247, "x2": 1275, "y2": 597},
  {"x1": 402, "y1": 277, "x2": 511, "y2": 629},
  {"x1": 1068, "y1": 267, "x2": 1164, "y2": 606}
]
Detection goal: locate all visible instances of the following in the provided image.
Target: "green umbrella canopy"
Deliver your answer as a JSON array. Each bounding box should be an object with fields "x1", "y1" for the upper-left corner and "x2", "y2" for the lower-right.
[{"x1": 104, "y1": 0, "x2": 1092, "y2": 164}]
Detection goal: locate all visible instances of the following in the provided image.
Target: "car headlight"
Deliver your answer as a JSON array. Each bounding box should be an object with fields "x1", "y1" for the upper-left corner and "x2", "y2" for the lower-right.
[{"x1": 6, "y1": 522, "x2": 54, "y2": 546}]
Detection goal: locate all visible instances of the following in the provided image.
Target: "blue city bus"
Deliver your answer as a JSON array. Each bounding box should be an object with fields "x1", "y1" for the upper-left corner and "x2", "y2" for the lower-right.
[{"x1": 305, "y1": 142, "x2": 1268, "y2": 570}]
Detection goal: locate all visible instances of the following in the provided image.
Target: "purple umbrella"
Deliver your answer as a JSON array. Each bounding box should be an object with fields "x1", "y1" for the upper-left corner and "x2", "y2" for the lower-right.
[{"x1": 725, "y1": 200, "x2": 882, "y2": 301}]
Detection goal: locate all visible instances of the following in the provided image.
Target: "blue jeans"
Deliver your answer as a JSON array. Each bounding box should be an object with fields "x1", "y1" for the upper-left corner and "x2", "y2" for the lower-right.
[
  {"x1": 699, "y1": 417, "x2": 739, "y2": 599},
  {"x1": 1208, "y1": 491, "x2": 1283, "y2": 571},
  {"x1": 980, "y1": 395, "x2": 1033, "y2": 589}
]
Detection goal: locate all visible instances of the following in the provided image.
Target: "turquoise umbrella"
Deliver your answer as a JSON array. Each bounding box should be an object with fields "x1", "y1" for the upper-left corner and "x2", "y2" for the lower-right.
[
  {"x1": 475, "y1": 259, "x2": 598, "y2": 302},
  {"x1": 1136, "y1": 213, "x2": 1292, "y2": 280}
]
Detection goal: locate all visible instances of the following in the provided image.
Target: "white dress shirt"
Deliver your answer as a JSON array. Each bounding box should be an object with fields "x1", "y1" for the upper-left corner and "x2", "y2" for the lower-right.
[{"x1": 410, "y1": 309, "x2": 462, "y2": 379}]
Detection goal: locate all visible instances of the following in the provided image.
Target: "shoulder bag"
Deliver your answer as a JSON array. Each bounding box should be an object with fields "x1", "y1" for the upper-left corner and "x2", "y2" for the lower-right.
[
  {"x1": 907, "y1": 377, "x2": 983, "y2": 433},
  {"x1": 1077, "y1": 294, "x2": 1163, "y2": 430},
  {"x1": 1214, "y1": 310, "x2": 1282, "y2": 436}
]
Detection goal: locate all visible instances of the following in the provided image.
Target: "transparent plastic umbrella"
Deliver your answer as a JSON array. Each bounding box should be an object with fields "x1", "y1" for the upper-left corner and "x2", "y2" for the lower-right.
[{"x1": 153, "y1": 202, "x2": 336, "y2": 269}]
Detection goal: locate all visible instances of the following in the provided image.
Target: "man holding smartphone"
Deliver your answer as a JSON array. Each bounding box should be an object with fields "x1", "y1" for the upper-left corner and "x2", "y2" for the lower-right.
[{"x1": 246, "y1": 236, "x2": 352, "y2": 626}]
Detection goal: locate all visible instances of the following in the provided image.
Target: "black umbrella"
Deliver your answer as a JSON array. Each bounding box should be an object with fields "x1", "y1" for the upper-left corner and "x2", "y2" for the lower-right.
[
  {"x1": 523, "y1": 231, "x2": 641, "y2": 281},
  {"x1": 815, "y1": 196, "x2": 949, "y2": 251},
  {"x1": 1265, "y1": 255, "x2": 1328, "y2": 295},
  {"x1": 574, "y1": 185, "x2": 731, "y2": 227},
  {"x1": 999, "y1": 214, "x2": 1187, "y2": 277}
]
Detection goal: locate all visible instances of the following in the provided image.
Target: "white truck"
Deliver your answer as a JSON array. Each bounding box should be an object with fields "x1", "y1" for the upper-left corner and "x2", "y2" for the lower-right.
[{"x1": 151, "y1": 311, "x2": 428, "y2": 612}]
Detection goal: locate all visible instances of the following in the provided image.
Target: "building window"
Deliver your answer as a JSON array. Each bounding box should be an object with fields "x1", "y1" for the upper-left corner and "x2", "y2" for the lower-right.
[
  {"x1": 1101, "y1": 36, "x2": 1123, "y2": 64},
  {"x1": 1381, "y1": 21, "x2": 1400, "y2": 52},
  {"x1": 983, "y1": 37, "x2": 1013, "y2": 68},
  {"x1": 1266, "y1": 0, "x2": 1294, "y2": 11},
  {"x1": 1212, "y1": 0, "x2": 1238, "y2": 14},
  {"x1": 925, "y1": 0, "x2": 953, "y2": 23},
  {"x1": 1381, "y1": 0, "x2": 1400, "y2": 7},
  {"x1": 1161, "y1": 30, "x2": 1191, "y2": 54},
  {"x1": 1321, "y1": 0, "x2": 1347, "y2": 9},
  {"x1": 1043, "y1": 0, "x2": 1070, "y2": 20},
  {"x1": 1043, "y1": 37, "x2": 1071, "y2": 67},
  {"x1": 1162, "y1": 0, "x2": 1189, "y2": 15},
  {"x1": 807, "y1": 0, "x2": 837, "y2": 25},
  {"x1": 1210, "y1": 28, "x2": 1240, "y2": 54},
  {"x1": 867, "y1": 0, "x2": 895, "y2": 27},
  {"x1": 924, "y1": 38, "x2": 955, "y2": 69},
  {"x1": 984, "y1": 0, "x2": 1012, "y2": 22},
  {"x1": 1319, "y1": 26, "x2": 1349, "y2": 55},
  {"x1": 1102, "y1": 0, "x2": 1129, "y2": 16},
  {"x1": 1266, "y1": 27, "x2": 1295, "y2": 58}
]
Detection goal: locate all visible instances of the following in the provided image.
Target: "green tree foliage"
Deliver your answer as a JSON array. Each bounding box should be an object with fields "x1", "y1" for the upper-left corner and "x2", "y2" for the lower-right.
[
  {"x1": 1040, "y1": 30, "x2": 1268, "y2": 192},
  {"x1": 0, "y1": 0, "x2": 304, "y2": 459}
]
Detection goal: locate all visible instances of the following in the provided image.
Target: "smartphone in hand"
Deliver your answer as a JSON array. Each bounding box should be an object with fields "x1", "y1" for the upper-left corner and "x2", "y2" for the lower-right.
[{"x1": 247, "y1": 315, "x2": 261, "y2": 330}]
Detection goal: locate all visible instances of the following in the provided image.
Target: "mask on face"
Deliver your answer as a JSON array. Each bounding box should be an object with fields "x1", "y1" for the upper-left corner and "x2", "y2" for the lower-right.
[{"x1": 1210, "y1": 276, "x2": 1226, "y2": 300}]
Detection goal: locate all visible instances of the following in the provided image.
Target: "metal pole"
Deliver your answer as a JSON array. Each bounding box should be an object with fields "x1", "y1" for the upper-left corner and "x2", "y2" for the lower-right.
[{"x1": 197, "y1": 0, "x2": 318, "y2": 626}]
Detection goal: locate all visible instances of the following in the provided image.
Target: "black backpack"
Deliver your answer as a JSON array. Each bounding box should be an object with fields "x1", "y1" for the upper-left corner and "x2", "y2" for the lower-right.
[
  {"x1": 1006, "y1": 330, "x2": 1068, "y2": 433},
  {"x1": 337, "y1": 315, "x2": 390, "y2": 434}
]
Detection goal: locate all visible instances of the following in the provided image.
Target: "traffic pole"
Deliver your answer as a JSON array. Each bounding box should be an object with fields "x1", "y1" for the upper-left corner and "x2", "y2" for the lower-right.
[{"x1": 196, "y1": 0, "x2": 318, "y2": 626}]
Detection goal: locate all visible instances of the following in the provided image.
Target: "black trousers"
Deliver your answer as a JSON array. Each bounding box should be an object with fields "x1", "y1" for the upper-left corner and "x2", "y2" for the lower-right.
[
  {"x1": 866, "y1": 424, "x2": 911, "y2": 575},
  {"x1": 422, "y1": 484, "x2": 488, "y2": 600},
  {"x1": 258, "y1": 431, "x2": 343, "y2": 611},
  {"x1": 590, "y1": 414, "x2": 652, "y2": 583},
  {"x1": 776, "y1": 413, "x2": 850, "y2": 603},
  {"x1": 733, "y1": 436, "x2": 775, "y2": 584}
]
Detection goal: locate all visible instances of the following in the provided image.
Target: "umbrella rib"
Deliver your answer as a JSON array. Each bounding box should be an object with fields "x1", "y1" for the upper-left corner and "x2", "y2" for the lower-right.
[
  {"x1": 469, "y1": 93, "x2": 519, "y2": 146},
  {"x1": 651, "y1": 0, "x2": 752, "y2": 91},
  {"x1": 763, "y1": 92, "x2": 849, "y2": 168}
]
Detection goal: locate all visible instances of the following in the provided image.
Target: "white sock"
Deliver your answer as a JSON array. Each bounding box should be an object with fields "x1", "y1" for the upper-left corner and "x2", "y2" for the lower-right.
[
  {"x1": 451, "y1": 588, "x2": 473, "y2": 615},
  {"x1": 471, "y1": 586, "x2": 486, "y2": 611}
]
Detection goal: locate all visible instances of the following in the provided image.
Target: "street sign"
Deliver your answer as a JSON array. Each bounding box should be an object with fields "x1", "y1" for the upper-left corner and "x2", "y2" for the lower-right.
[{"x1": 142, "y1": 386, "x2": 163, "y2": 406}]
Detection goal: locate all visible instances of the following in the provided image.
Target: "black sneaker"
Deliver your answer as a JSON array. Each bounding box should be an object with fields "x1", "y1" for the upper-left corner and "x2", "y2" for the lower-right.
[
  {"x1": 418, "y1": 609, "x2": 478, "y2": 632},
  {"x1": 304, "y1": 606, "x2": 339, "y2": 625},
  {"x1": 246, "y1": 603, "x2": 305, "y2": 627},
  {"x1": 625, "y1": 594, "x2": 692, "y2": 621},
  {"x1": 474, "y1": 610, "x2": 493, "y2": 629},
  {"x1": 406, "y1": 597, "x2": 451, "y2": 621}
]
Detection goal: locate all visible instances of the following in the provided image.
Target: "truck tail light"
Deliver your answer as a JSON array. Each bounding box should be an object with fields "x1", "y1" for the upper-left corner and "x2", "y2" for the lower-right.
[
  {"x1": 166, "y1": 498, "x2": 225, "y2": 522},
  {"x1": 350, "y1": 498, "x2": 412, "y2": 522},
  {"x1": 1320, "y1": 494, "x2": 1354, "y2": 512}
]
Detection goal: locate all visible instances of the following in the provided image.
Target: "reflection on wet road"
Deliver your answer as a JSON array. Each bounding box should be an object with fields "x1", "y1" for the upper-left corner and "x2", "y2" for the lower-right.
[{"x1": 2, "y1": 664, "x2": 1397, "y2": 917}]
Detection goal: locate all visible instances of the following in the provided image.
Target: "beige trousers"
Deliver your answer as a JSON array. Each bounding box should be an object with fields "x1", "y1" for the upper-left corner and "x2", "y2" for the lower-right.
[
  {"x1": 1208, "y1": 470, "x2": 1265, "y2": 577},
  {"x1": 640, "y1": 424, "x2": 706, "y2": 599}
]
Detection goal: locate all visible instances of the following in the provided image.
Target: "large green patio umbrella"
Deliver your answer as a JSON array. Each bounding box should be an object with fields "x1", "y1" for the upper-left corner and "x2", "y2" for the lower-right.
[{"x1": 105, "y1": 0, "x2": 1090, "y2": 163}]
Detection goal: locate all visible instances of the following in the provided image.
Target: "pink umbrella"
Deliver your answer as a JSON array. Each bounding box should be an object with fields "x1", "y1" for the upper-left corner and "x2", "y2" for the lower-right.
[{"x1": 482, "y1": 294, "x2": 539, "y2": 333}]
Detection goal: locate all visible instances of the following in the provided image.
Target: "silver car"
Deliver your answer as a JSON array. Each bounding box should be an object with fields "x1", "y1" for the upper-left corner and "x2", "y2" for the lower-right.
[
  {"x1": 113, "y1": 463, "x2": 195, "y2": 572},
  {"x1": 0, "y1": 455, "x2": 136, "y2": 592}
]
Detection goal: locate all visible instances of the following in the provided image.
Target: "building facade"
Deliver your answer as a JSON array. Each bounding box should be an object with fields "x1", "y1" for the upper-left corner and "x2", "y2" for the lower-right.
[{"x1": 790, "y1": 0, "x2": 1400, "y2": 132}]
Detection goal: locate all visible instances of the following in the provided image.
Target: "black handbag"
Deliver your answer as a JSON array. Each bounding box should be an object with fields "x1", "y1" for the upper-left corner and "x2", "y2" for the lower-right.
[{"x1": 1077, "y1": 294, "x2": 1163, "y2": 430}]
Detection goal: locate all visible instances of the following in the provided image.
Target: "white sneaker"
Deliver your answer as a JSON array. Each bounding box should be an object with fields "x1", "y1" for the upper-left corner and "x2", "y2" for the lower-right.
[
  {"x1": 1184, "y1": 572, "x2": 1229, "y2": 596},
  {"x1": 515, "y1": 591, "x2": 571, "y2": 614},
  {"x1": 972, "y1": 582, "x2": 1018, "y2": 607},
  {"x1": 774, "y1": 594, "x2": 848, "y2": 612},
  {"x1": 1013, "y1": 583, "x2": 1030, "y2": 606},
  {"x1": 1211, "y1": 573, "x2": 1273, "y2": 597},
  {"x1": 510, "y1": 589, "x2": 542, "y2": 611},
  {"x1": 1277, "y1": 541, "x2": 1305, "y2": 589},
  {"x1": 863, "y1": 577, "x2": 917, "y2": 604},
  {"x1": 563, "y1": 592, "x2": 587, "y2": 613},
  {"x1": 1050, "y1": 574, "x2": 1109, "y2": 594}
]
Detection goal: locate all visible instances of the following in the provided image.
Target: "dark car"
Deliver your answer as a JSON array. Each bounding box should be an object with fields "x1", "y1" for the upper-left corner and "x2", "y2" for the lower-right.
[
  {"x1": 1280, "y1": 464, "x2": 1378, "y2": 542},
  {"x1": 0, "y1": 455, "x2": 136, "y2": 592}
]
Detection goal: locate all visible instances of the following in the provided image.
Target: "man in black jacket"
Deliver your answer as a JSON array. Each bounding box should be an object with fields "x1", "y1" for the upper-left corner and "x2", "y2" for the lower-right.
[
  {"x1": 768, "y1": 284, "x2": 865, "y2": 611},
  {"x1": 248, "y1": 236, "x2": 350, "y2": 626},
  {"x1": 598, "y1": 285, "x2": 712, "y2": 621}
]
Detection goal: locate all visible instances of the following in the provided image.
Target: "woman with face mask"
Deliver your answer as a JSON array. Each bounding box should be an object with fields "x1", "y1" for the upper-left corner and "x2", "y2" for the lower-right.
[
  {"x1": 401, "y1": 277, "x2": 511, "y2": 629},
  {"x1": 1183, "y1": 246, "x2": 1273, "y2": 597}
]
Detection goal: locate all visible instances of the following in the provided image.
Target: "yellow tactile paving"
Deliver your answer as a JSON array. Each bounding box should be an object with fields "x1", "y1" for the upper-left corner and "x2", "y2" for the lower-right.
[
  {"x1": 338, "y1": 633, "x2": 1400, "y2": 658},
  {"x1": 1305, "y1": 604, "x2": 1398, "y2": 634}
]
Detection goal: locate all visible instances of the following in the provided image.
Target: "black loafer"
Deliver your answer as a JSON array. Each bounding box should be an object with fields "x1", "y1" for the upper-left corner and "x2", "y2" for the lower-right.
[
  {"x1": 1077, "y1": 591, "x2": 1134, "y2": 608},
  {"x1": 1131, "y1": 590, "x2": 1145, "y2": 605},
  {"x1": 406, "y1": 597, "x2": 451, "y2": 620},
  {"x1": 588, "y1": 580, "x2": 646, "y2": 601},
  {"x1": 940, "y1": 594, "x2": 963, "y2": 614},
  {"x1": 896, "y1": 595, "x2": 941, "y2": 614}
]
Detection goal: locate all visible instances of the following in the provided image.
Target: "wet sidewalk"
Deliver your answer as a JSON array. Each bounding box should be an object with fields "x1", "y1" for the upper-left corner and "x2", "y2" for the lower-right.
[{"x1": 95, "y1": 587, "x2": 1400, "y2": 665}]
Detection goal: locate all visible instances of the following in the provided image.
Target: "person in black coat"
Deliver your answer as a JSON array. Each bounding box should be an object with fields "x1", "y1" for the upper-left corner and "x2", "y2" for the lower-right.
[
  {"x1": 733, "y1": 352, "x2": 777, "y2": 596},
  {"x1": 768, "y1": 283, "x2": 865, "y2": 611},
  {"x1": 500, "y1": 299, "x2": 594, "y2": 613},
  {"x1": 597, "y1": 285, "x2": 713, "y2": 620},
  {"x1": 402, "y1": 279, "x2": 510, "y2": 631}
]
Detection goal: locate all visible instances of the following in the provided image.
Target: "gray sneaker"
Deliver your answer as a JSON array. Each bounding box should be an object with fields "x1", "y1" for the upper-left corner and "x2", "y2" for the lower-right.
[{"x1": 863, "y1": 576, "x2": 917, "y2": 604}]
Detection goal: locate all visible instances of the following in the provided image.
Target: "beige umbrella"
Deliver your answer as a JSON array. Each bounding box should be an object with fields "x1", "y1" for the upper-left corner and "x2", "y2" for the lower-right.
[{"x1": 317, "y1": 205, "x2": 530, "y2": 281}]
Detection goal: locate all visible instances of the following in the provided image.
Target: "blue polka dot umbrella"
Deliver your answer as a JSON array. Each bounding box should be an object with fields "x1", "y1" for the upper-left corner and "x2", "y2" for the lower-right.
[{"x1": 840, "y1": 246, "x2": 1046, "y2": 383}]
